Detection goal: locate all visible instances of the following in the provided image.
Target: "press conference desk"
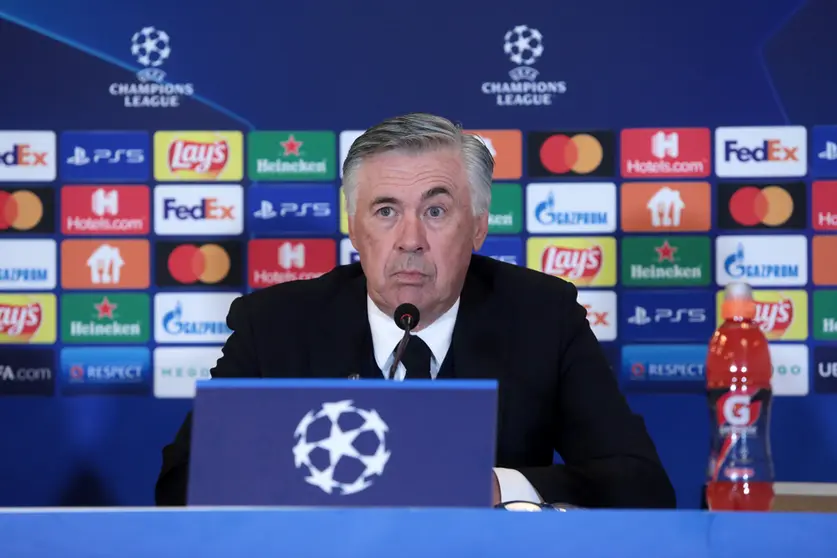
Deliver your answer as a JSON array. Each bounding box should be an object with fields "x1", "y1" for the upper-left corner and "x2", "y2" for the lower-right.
[{"x1": 1, "y1": 507, "x2": 836, "y2": 558}]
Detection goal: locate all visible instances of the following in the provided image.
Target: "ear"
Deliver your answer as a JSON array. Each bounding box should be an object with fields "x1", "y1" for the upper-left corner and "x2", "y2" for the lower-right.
[{"x1": 472, "y1": 211, "x2": 489, "y2": 251}]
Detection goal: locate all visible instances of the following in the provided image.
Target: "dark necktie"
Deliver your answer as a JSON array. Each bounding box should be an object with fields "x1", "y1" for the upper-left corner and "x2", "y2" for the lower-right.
[{"x1": 399, "y1": 335, "x2": 433, "y2": 379}]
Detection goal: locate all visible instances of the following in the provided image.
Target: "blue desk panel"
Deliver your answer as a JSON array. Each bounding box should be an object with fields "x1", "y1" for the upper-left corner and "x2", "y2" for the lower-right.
[{"x1": 0, "y1": 508, "x2": 836, "y2": 558}]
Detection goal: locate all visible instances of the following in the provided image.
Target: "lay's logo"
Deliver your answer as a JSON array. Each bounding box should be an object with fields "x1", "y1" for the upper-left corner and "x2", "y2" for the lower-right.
[
  {"x1": 526, "y1": 237, "x2": 616, "y2": 287},
  {"x1": 543, "y1": 245, "x2": 602, "y2": 280},
  {"x1": 154, "y1": 131, "x2": 243, "y2": 181},
  {"x1": 0, "y1": 294, "x2": 57, "y2": 344},
  {"x1": 715, "y1": 289, "x2": 808, "y2": 341}
]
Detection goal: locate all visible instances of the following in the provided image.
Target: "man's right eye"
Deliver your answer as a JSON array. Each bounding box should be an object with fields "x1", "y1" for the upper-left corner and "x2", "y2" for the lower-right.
[{"x1": 376, "y1": 207, "x2": 394, "y2": 217}]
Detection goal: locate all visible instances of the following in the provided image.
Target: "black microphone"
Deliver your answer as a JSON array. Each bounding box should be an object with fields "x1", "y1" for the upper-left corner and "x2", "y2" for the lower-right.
[{"x1": 388, "y1": 303, "x2": 420, "y2": 379}]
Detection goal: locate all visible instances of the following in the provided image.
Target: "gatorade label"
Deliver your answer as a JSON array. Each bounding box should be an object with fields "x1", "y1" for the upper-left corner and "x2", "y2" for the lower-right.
[{"x1": 707, "y1": 388, "x2": 773, "y2": 482}]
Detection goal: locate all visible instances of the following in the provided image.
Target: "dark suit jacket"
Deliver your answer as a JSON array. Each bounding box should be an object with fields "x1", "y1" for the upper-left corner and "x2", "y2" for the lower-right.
[{"x1": 155, "y1": 255, "x2": 676, "y2": 508}]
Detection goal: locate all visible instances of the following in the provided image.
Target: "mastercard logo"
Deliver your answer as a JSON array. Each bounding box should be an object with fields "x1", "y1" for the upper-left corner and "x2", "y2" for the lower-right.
[
  {"x1": 539, "y1": 133, "x2": 603, "y2": 174},
  {"x1": 0, "y1": 190, "x2": 43, "y2": 231},
  {"x1": 728, "y1": 185, "x2": 794, "y2": 227},
  {"x1": 167, "y1": 243, "x2": 231, "y2": 284}
]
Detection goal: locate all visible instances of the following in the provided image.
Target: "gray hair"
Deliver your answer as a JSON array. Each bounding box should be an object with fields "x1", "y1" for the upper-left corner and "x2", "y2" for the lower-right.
[{"x1": 341, "y1": 113, "x2": 494, "y2": 216}]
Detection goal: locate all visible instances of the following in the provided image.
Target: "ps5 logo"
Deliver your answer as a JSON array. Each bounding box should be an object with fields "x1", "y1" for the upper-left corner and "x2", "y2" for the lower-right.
[
  {"x1": 253, "y1": 200, "x2": 278, "y2": 219},
  {"x1": 66, "y1": 146, "x2": 145, "y2": 166},
  {"x1": 627, "y1": 306, "x2": 706, "y2": 325},
  {"x1": 279, "y1": 202, "x2": 331, "y2": 217}
]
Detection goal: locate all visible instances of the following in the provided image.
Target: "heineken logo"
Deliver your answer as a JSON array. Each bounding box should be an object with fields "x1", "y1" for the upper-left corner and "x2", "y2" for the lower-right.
[
  {"x1": 248, "y1": 131, "x2": 336, "y2": 181},
  {"x1": 621, "y1": 236, "x2": 710, "y2": 287},
  {"x1": 61, "y1": 293, "x2": 149, "y2": 343}
]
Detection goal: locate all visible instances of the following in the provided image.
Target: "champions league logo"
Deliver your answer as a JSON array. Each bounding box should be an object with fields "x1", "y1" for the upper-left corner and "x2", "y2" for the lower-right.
[
  {"x1": 292, "y1": 400, "x2": 391, "y2": 495},
  {"x1": 481, "y1": 24, "x2": 568, "y2": 107},
  {"x1": 109, "y1": 26, "x2": 195, "y2": 108}
]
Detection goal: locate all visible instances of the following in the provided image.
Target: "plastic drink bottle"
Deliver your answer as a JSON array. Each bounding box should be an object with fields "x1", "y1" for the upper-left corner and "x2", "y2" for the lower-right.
[{"x1": 705, "y1": 282, "x2": 775, "y2": 511}]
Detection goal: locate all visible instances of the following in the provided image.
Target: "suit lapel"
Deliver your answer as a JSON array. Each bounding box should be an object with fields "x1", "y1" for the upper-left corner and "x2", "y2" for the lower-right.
[
  {"x1": 308, "y1": 268, "x2": 379, "y2": 379},
  {"x1": 445, "y1": 256, "x2": 509, "y2": 384},
  {"x1": 307, "y1": 257, "x2": 510, "y2": 383}
]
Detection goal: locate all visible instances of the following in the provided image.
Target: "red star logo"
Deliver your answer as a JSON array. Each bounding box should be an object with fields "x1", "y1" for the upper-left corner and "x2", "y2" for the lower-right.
[
  {"x1": 654, "y1": 240, "x2": 677, "y2": 262},
  {"x1": 280, "y1": 134, "x2": 303, "y2": 156},
  {"x1": 94, "y1": 296, "x2": 117, "y2": 319}
]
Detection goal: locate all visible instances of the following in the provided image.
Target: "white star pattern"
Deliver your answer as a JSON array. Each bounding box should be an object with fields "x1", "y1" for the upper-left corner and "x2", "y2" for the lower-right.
[{"x1": 292, "y1": 400, "x2": 391, "y2": 496}]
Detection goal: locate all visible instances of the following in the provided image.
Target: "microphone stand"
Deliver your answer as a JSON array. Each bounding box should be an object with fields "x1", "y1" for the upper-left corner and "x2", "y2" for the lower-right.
[{"x1": 388, "y1": 319, "x2": 414, "y2": 380}]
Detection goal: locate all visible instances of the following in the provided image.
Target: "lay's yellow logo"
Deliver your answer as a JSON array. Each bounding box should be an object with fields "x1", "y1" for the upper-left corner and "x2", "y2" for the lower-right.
[
  {"x1": 715, "y1": 289, "x2": 807, "y2": 340},
  {"x1": 527, "y1": 237, "x2": 617, "y2": 287},
  {"x1": 154, "y1": 131, "x2": 243, "y2": 181},
  {"x1": 0, "y1": 294, "x2": 56, "y2": 344}
]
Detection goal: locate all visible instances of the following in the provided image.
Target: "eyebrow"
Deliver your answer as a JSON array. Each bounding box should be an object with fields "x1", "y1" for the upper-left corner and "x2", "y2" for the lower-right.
[{"x1": 370, "y1": 186, "x2": 453, "y2": 207}]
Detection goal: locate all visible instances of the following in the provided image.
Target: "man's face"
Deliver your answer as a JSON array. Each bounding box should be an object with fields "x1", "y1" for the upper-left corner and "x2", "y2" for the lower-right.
[{"x1": 348, "y1": 148, "x2": 488, "y2": 325}]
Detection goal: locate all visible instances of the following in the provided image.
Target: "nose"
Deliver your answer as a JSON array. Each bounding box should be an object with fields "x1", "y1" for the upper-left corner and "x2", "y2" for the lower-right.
[{"x1": 396, "y1": 213, "x2": 427, "y2": 253}]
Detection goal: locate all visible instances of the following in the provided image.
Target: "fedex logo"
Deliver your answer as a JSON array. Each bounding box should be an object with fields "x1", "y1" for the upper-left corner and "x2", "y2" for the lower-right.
[
  {"x1": 0, "y1": 131, "x2": 56, "y2": 181},
  {"x1": 154, "y1": 185, "x2": 243, "y2": 236},
  {"x1": 162, "y1": 198, "x2": 235, "y2": 220},
  {"x1": 1, "y1": 144, "x2": 49, "y2": 166},
  {"x1": 715, "y1": 126, "x2": 806, "y2": 177},
  {"x1": 724, "y1": 140, "x2": 798, "y2": 162},
  {"x1": 577, "y1": 290, "x2": 617, "y2": 341}
]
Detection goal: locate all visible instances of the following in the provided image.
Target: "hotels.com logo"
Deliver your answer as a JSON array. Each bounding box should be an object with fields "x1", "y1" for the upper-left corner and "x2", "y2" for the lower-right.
[
  {"x1": 247, "y1": 239, "x2": 336, "y2": 288},
  {"x1": 813, "y1": 181, "x2": 837, "y2": 231},
  {"x1": 620, "y1": 128, "x2": 711, "y2": 178},
  {"x1": 61, "y1": 186, "x2": 150, "y2": 235}
]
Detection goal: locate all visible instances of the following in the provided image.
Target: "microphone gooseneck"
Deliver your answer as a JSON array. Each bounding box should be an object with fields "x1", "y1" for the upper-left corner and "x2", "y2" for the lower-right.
[{"x1": 388, "y1": 303, "x2": 421, "y2": 379}]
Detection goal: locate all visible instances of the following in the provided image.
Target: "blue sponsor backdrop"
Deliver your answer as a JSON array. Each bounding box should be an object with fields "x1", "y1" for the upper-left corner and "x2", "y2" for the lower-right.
[
  {"x1": 809, "y1": 126, "x2": 837, "y2": 177},
  {"x1": 247, "y1": 184, "x2": 337, "y2": 236},
  {"x1": 59, "y1": 347, "x2": 151, "y2": 396},
  {"x1": 813, "y1": 346, "x2": 837, "y2": 393},
  {"x1": 620, "y1": 291, "x2": 715, "y2": 342},
  {"x1": 59, "y1": 131, "x2": 149, "y2": 183},
  {"x1": 1, "y1": 0, "x2": 837, "y2": 509},
  {"x1": 477, "y1": 237, "x2": 524, "y2": 266},
  {"x1": 622, "y1": 345, "x2": 708, "y2": 393}
]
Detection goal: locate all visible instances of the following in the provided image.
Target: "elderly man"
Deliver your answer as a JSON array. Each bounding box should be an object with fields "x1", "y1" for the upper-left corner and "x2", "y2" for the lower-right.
[{"x1": 155, "y1": 112, "x2": 676, "y2": 509}]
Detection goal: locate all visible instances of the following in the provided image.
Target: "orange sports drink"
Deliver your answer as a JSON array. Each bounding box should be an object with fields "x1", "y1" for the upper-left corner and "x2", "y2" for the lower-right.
[{"x1": 705, "y1": 282, "x2": 775, "y2": 511}]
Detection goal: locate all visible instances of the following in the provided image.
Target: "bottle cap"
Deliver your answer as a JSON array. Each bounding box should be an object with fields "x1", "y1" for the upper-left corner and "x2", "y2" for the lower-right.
[
  {"x1": 722, "y1": 282, "x2": 756, "y2": 320},
  {"x1": 724, "y1": 282, "x2": 753, "y2": 300}
]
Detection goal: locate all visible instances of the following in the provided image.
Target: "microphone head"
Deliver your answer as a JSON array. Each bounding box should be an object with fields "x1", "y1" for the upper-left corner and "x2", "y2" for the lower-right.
[{"x1": 394, "y1": 303, "x2": 420, "y2": 331}]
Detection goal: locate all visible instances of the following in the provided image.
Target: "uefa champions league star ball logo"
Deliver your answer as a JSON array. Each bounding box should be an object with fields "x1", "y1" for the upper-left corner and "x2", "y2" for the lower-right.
[
  {"x1": 292, "y1": 400, "x2": 391, "y2": 495},
  {"x1": 503, "y1": 25, "x2": 544, "y2": 67},
  {"x1": 131, "y1": 26, "x2": 171, "y2": 68},
  {"x1": 130, "y1": 26, "x2": 171, "y2": 83}
]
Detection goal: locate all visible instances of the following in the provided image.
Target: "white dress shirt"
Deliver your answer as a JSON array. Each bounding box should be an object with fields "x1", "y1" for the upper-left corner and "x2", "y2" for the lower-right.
[{"x1": 366, "y1": 296, "x2": 543, "y2": 504}]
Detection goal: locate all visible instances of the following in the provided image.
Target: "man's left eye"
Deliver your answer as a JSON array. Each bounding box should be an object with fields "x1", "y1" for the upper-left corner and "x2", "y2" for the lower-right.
[{"x1": 427, "y1": 207, "x2": 445, "y2": 217}]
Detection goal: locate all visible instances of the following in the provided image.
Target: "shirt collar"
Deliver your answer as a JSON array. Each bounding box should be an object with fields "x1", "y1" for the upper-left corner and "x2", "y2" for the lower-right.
[{"x1": 367, "y1": 295, "x2": 460, "y2": 371}]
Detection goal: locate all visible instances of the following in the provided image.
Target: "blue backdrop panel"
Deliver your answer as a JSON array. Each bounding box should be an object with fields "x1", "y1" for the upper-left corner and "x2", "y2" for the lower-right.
[{"x1": 0, "y1": 0, "x2": 835, "y2": 508}]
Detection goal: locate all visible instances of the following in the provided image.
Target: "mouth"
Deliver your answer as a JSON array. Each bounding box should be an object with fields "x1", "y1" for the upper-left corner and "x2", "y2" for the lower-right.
[{"x1": 392, "y1": 271, "x2": 428, "y2": 283}]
